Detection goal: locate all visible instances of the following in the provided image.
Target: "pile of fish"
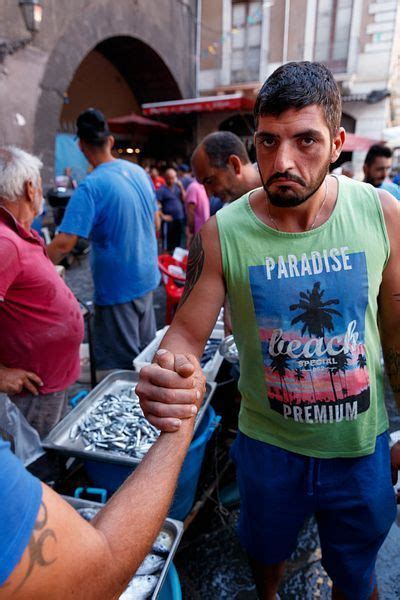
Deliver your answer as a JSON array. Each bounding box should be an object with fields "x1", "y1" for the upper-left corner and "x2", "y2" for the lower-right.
[
  {"x1": 69, "y1": 387, "x2": 160, "y2": 459},
  {"x1": 77, "y1": 507, "x2": 171, "y2": 599}
]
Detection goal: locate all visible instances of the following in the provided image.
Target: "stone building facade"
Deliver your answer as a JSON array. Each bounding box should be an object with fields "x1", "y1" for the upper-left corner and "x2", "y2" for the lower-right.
[
  {"x1": 0, "y1": 0, "x2": 197, "y2": 182},
  {"x1": 199, "y1": 0, "x2": 400, "y2": 170}
]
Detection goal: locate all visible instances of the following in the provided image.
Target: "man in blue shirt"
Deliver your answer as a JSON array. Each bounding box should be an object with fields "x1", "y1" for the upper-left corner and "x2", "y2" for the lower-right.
[
  {"x1": 0, "y1": 353, "x2": 205, "y2": 596},
  {"x1": 363, "y1": 144, "x2": 400, "y2": 200},
  {"x1": 48, "y1": 109, "x2": 160, "y2": 370}
]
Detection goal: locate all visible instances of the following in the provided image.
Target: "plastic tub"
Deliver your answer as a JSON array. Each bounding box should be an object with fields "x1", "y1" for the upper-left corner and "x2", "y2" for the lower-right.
[
  {"x1": 157, "y1": 563, "x2": 182, "y2": 600},
  {"x1": 169, "y1": 405, "x2": 218, "y2": 520},
  {"x1": 84, "y1": 405, "x2": 219, "y2": 520}
]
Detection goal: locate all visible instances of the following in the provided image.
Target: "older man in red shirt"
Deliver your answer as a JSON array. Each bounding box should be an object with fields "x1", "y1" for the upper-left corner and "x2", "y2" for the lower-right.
[{"x1": 0, "y1": 146, "x2": 84, "y2": 438}]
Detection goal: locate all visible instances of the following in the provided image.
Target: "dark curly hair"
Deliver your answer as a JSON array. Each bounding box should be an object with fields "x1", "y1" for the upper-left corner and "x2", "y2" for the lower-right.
[{"x1": 254, "y1": 62, "x2": 342, "y2": 137}]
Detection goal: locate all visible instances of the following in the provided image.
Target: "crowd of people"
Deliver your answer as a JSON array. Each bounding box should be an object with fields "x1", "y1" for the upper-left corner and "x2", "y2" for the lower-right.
[{"x1": 0, "y1": 60, "x2": 400, "y2": 598}]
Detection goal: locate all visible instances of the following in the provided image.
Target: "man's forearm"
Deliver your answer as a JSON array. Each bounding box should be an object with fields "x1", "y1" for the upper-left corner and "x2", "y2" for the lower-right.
[
  {"x1": 2, "y1": 420, "x2": 195, "y2": 600},
  {"x1": 160, "y1": 323, "x2": 207, "y2": 360},
  {"x1": 91, "y1": 419, "x2": 194, "y2": 593},
  {"x1": 46, "y1": 242, "x2": 68, "y2": 265},
  {"x1": 46, "y1": 233, "x2": 78, "y2": 264}
]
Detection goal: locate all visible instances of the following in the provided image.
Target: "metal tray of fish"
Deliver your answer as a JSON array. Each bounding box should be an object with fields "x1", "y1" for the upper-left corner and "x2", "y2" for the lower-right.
[
  {"x1": 43, "y1": 370, "x2": 216, "y2": 466},
  {"x1": 63, "y1": 495, "x2": 183, "y2": 599}
]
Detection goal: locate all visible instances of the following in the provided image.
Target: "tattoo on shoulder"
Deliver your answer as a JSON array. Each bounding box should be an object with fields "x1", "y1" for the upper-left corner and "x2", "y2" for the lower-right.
[
  {"x1": 16, "y1": 501, "x2": 57, "y2": 590},
  {"x1": 179, "y1": 233, "x2": 205, "y2": 308}
]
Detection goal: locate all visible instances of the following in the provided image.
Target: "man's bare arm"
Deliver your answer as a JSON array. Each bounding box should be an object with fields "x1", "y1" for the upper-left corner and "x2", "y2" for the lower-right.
[
  {"x1": 138, "y1": 217, "x2": 226, "y2": 431},
  {"x1": 378, "y1": 188, "x2": 400, "y2": 410},
  {"x1": 163, "y1": 217, "x2": 225, "y2": 354},
  {"x1": 154, "y1": 209, "x2": 161, "y2": 233},
  {"x1": 46, "y1": 233, "x2": 78, "y2": 264},
  {"x1": 1, "y1": 415, "x2": 197, "y2": 599},
  {"x1": 377, "y1": 188, "x2": 400, "y2": 492}
]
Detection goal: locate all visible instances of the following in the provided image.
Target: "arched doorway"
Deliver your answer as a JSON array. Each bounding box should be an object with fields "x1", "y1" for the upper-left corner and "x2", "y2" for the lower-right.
[
  {"x1": 60, "y1": 36, "x2": 182, "y2": 127},
  {"x1": 55, "y1": 36, "x2": 184, "y2": 179},
  {"x1": 34, "y1": 0, "x2": 194, "y2": 183}
]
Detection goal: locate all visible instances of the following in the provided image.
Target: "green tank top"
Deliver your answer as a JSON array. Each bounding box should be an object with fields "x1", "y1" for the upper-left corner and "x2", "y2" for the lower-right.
[{"x1": 216, "y1": 176, "x2": 389, "y2": 457}]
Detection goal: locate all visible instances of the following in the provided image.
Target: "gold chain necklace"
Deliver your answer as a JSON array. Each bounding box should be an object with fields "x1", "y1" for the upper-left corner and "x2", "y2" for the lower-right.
[{"x1": 266, "y1": 178, "x2": 328, "y2": 232}]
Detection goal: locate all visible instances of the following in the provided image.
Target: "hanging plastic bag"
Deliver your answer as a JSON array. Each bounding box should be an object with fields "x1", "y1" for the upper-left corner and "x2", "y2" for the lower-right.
[{"x1": 0, "y1": 394, "x2": 44, "y2": 466}]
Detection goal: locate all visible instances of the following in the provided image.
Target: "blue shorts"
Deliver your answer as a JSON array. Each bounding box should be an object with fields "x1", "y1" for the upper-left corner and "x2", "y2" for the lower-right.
[{"x1": 231, "y1": 431, "x2": 396, "y2": 600}]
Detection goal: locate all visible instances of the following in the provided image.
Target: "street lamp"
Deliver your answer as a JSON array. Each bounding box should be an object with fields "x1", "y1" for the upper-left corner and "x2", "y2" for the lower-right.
[{"x1": 18, "y1": 0, "x2": 43, "y2": 33}]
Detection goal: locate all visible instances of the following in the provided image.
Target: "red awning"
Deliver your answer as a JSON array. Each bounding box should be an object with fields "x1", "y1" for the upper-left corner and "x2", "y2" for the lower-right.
[
  {"x1": 142, "y1": 93, "x2": 255, "y2": 116},
  {"x1": 342, "y1": 133, "x2": 380, "y2": 152},
  {"x1": 108, "y1": 113, "x2": 181, "y2": 134}
]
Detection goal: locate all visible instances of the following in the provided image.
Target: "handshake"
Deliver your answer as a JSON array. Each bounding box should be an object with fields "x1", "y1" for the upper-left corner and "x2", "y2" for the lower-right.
[{"x1": 136, "y1": 348, "x2": 206, "y2": 433}]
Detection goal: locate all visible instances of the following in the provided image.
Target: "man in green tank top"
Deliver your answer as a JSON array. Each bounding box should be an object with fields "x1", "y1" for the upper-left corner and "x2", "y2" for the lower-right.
[{"x1": 137, "y1": 62, "x2": 400, "y2": 600}]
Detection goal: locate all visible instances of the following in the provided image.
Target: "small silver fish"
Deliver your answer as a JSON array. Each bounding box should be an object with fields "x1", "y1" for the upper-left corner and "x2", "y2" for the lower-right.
[
  {"x1": 136, "y1": 553, "x2": 165, "y2": 576},
  {"x1": 151, "y1": 542, "x2": 168, "y2": 556},
  {"x1": 151, "y1": 531, "x2": 172, "y2": 556},
  {"x1": 77, "y1": 507, "x2": 99, "y2": 521},
  {"x1": 119, "y1": 575, "x2": 158, "y2": 599}
]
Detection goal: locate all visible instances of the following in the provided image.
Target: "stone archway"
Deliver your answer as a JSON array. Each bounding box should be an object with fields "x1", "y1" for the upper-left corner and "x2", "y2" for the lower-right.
[
  {"x1": 34, "y1": 0, "x2": 194, "y2": 182},
  {"x1": 59, "y1": 36, "x2": 183, "y2": 128}
]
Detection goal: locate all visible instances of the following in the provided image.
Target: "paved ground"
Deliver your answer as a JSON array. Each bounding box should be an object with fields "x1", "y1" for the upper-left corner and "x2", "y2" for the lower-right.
[{"x1": 64, "y1": 255, "x2": 400, "y2": 599}]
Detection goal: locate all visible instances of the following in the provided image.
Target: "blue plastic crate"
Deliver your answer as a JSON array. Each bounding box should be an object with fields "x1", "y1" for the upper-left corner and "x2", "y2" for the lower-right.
[{"x1": 84, "y1": 405, "x2": 219, "y2": 520}]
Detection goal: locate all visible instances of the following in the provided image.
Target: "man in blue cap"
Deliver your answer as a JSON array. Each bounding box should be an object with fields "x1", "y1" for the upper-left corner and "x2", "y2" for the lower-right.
[{"x1": 47, "y1": 108, "x2": 160, "y2": 370}]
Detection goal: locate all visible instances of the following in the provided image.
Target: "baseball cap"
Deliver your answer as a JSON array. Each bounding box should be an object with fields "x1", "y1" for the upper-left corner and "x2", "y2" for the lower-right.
[
  {"x1": 179, "y1": 163, "x2": 190, "y2": 172},
  {"x1": 76, "y1": 108, "x2": 110, "y2": 142}
]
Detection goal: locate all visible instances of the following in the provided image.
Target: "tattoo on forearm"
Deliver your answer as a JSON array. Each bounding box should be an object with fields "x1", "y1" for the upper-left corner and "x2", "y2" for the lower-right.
[
  {"x1": 16, "y1": 501, "x2": 57, "y2": 590},
  {"x1": 384, "y1": 348, "x2": 400, "y2": 394},
  {"x1": 385, "y1": 348, "x2": 400, "y2": 375},
  {"x1": 179, "y1": 233, "x2": 204, "y2": 308}
]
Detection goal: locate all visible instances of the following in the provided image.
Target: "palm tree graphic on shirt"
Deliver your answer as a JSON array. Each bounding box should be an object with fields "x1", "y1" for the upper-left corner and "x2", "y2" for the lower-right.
[
  {"x1": 331, "y1": 348, "x2": 352, "y2": 399},
  {"x1": 270, "y1": 347, "x2": 291, "y2": 402},
  {"x1": 289, "y1": 282, "x2": 342, "y2": 402}
]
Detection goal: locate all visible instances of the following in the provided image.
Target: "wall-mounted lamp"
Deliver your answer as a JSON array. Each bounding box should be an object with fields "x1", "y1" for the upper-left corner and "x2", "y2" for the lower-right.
[{"x1": 19, "y1": 0, "x2": 43, "y2": 33}]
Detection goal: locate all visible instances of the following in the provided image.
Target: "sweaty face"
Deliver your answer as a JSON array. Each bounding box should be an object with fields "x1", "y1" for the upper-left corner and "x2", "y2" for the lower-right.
[
  {"x1": 364, "y1": 157, "x2": 392, "y2": 187},
  {"x1": 255, "y1": 106, "x2": 338, "y2": 208},
  {"x1": 192, "y1": 148, "x2": 242, "y2": 202}
]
